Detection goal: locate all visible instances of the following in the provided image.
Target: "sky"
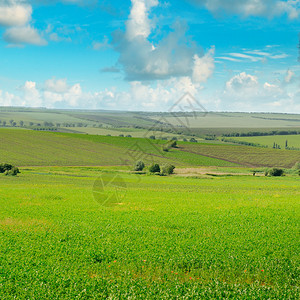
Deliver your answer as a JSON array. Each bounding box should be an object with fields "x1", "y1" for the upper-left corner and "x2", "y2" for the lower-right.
[{"x1": 0, "y1": 0, "x2": 299, "y2": 112}]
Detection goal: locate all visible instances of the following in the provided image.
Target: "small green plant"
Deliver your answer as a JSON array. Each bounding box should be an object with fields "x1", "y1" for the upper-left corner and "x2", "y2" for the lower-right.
[
  {"x1": 149, "y1": 163, "x2": 160, "y2": 173},
  {"x1": 134, "y1": 161, "x2": 145, "y2": 171}
]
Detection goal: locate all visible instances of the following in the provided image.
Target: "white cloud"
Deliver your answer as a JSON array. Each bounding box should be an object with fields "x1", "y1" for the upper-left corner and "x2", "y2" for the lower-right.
[
  {"x1": 0, "y1": 1, "x2": 32, "y2": 27},
  {"x1": 0, "y1": 1, "x2": 47, "y2": 46},
  {"x1": 190, "y1": 0, "x2": 300, "y2": 19},
  {"x1": 112, "y1": 0, "x2": 214, "y2": 83},
  {"x1": 226, "y1": 72, "x2": 258, "y2": 92},
  {"x1": 192, "y1": 47, "x2": 215, "y2": 83},
  {"x1": 21, "y1": 81, "x2": 43, "y2": 107},
  {"x1": 126, "y1": 0, "x2": 158, "y2": 41},
  {"x1": 3, "y1": 25, "x2": 47, "y2": 46},
  {"x1": 44, "y1": 78, "x2": 69, "y2": 93}
]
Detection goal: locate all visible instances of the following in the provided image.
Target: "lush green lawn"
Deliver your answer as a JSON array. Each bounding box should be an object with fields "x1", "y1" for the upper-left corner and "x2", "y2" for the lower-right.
[{"x1": 0, "y1": 168, "x2": 299, "y2": 299}]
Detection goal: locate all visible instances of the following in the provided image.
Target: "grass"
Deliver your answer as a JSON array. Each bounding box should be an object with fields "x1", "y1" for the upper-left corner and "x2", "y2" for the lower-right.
[{"x1": 0, "y1": 167, "x2": 299, "y2": 298}]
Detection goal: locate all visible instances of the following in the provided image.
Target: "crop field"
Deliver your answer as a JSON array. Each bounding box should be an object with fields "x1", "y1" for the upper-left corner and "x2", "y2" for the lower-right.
[
  {"x1": 231, "y1": 135, "x2": 300, "y2": 149},
  {"x1": 181, "y1": 143, "x2": 300, "y2": 168},
  {"x1": 2, "y1": 129, "x2": 300, "y2": 168},
  {"x1": 0, "y1": 129, "x2": 236, "y2": 167},
  {"x1": 0, "y1": 167, "x2": 299, "y2": 299},
  {"x1": 152, "y1": 112, "x2": 300, "y2": 128}
]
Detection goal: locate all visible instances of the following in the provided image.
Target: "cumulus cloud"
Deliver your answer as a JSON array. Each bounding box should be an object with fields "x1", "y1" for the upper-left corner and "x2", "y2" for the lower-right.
[
  {"x1": 0, "y1": 1, "x2": 47, "y2": 46},
  {"x1": 44, "y1": 78, "x2": 69, "y2": 93},
  {"x1": 3, "y1": 25, "x2": 47, "y2": 46},
  {"x1": 112, "y1": 0, "x2": 214, "y2": 83},
  {"x1": 0, "y1": 0, "x2": 32, "y2": 27},
  {"x1": 226, "y1": 72, "x2": 258, "y2": 92},
  {"x1": 190, "y1": 0, "x2": 300, "y2": 19},
  {"x1": 220, "y1": 71, "x2": 300, "y2": 112}
]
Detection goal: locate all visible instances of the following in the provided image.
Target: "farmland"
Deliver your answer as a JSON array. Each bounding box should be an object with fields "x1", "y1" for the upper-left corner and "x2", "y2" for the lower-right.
[
  {"x1": 0, "y1": 167, "x2": 299, "y2": 298},
  {"x1": 230, "y1": 135, "x2": 300, "y2": 149},
  {"x1": 0, "y1": 111, "x2": 299, "y2": 299},
  {"x1": 1, "y1": 129, "x2": 300, "y2": 168}
]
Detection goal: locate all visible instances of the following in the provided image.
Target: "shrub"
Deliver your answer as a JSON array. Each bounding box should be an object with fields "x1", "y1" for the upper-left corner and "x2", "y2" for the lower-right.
[
  {"x1": 0, "y1": 163, "x2": 13, "y2": 173},
  {"x1": 170, "y1": 140, "x2": 177, "y2": 148},
  {"x1": 161, "y1": 164, "x2": 175, "y2": 175},
  {"x1": 134, "y1": 161, "x2": 145, "y2": 171},
  {"x1": 162, "y1": 144, "x2": 170, "y2": 152},
  {"x1": 149, "y1": 163, "x2": 160, "y2": 173},
  {"x1": 5, "y1": 167, "x2": 20, "y2": 176},
  {"x1": 268, "y1": 168, "x2": 284, "y2": 177},
  {"x1": 189, "y1": 138, "x2": 198, "y2": 143}
]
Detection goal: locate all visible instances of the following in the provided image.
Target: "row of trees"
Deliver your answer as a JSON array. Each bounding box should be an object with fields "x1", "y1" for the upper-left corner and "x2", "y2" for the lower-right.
[
  {"x1": 223, "y1": 130, "x2": 300, "y2": 137},
  {"x1": 134, "y1": 161, "x2": 175, "y2": 176}
]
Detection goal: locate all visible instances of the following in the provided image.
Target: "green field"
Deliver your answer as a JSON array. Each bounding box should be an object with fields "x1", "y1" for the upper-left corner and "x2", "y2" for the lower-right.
[
  {"x1": 231, "y1": 135, "x2": 300, "y2": 149},
  {"x1": 1, "y1": 129, "x2": 300, "y2": 168},
  {"x1": 0, "y1": 167, "x2": 299, "y2": 298}
]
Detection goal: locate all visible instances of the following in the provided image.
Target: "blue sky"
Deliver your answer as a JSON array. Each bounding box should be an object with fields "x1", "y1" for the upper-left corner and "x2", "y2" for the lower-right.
[{"x1": 0, "y1": 0, "x2": 299, "y2": 112}]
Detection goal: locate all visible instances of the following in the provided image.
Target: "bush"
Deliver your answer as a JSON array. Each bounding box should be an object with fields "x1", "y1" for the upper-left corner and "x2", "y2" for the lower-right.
[
  {"x1": 268, "y1": 168, "x2": 284, "y2": 177},
  {"x1": 0, "y1": 163, "x2": 13, "y2": 173},
  {"x1": 189, "y1": 138, "x2": 198, "y2": 143},
  {"x1": 161, "y1": 164, "x2": 175, "y2": 175},
  {"x1": 5, "y1": 167, "x2": 20, "y2": 176},
  {"x1": 149, "y1": 163, "x2": 160, "y2": 173},
  {"x1": 170, "y1": 140, "x2": 177, "y2": 148},
  {"x1": 134, "y1": 161, "x2": 145, "y2": 171},
  {"x1": 162, "y1": 144, "x2": 170, "y2": 152}
]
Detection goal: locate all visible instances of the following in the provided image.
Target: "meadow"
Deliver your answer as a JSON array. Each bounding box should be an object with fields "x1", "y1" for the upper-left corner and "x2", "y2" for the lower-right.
[{"x1": 0, "y1": 167, "x2": 299, "y2": 299}]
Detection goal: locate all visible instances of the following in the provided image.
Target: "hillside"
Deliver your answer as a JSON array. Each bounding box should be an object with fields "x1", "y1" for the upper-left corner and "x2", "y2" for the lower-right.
[{"x1": 1, "y1": 129, "x2": 299, "y2": 168}]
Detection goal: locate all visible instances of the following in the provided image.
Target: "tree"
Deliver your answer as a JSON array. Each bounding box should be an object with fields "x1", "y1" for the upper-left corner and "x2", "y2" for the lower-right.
[
  {"x1": 268, "y1": 168, "x2": 284, "y2": 177},
  {"x1": 5, "y1": 167, "x2": 20, "y2": 176},
  {"x1": 149, "y1": 135, "x2": 156, "y2": 140},
  {"x1": 29, "y1": 122, "x2": 34, "y2": 126},
  {"x1": 134, "y1": 161, "x2": 145, "y2": 171},
  {"x1": 189, "y1": 138, "x2": 197, "y2": 143},
  {"x1": 19, "y1": 120, "x2": 24, "y2": 127},
  {"x1": 285, "y1": 140, "x2": 288, "y2": 148},
  {"x1": 161, "y1": 164, "x2": 175, "y2": 175},
  {"x1": 2, "y1": 121, "x2": 6, "y2": 126},
  {"x1": 149, "y1": 163, "x2": 160, "y2": 173}
]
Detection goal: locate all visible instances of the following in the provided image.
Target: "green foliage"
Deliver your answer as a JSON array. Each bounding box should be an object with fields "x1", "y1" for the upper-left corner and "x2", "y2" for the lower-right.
[
  {"x1": 149, "y1": 163, "x2": 160, "y2": 173},
  {"x1": 5, "y1": 166, "x2": 20, "y2": 176},
  {"x1": 161, "y1": 164, "x2": 175, "y2": 175},
  {"x1": 134, "y1": 161, "x2": 145, "y2": 171},
  {"x1": 268, "y1": 168, "x2": 284, "y2": 177},
  {"x1": 189, "y1": 138, "x2": 198, "y2": 143},
  {"x1": 0, "y1": 163, "x2": 14, "y2": 173}
]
